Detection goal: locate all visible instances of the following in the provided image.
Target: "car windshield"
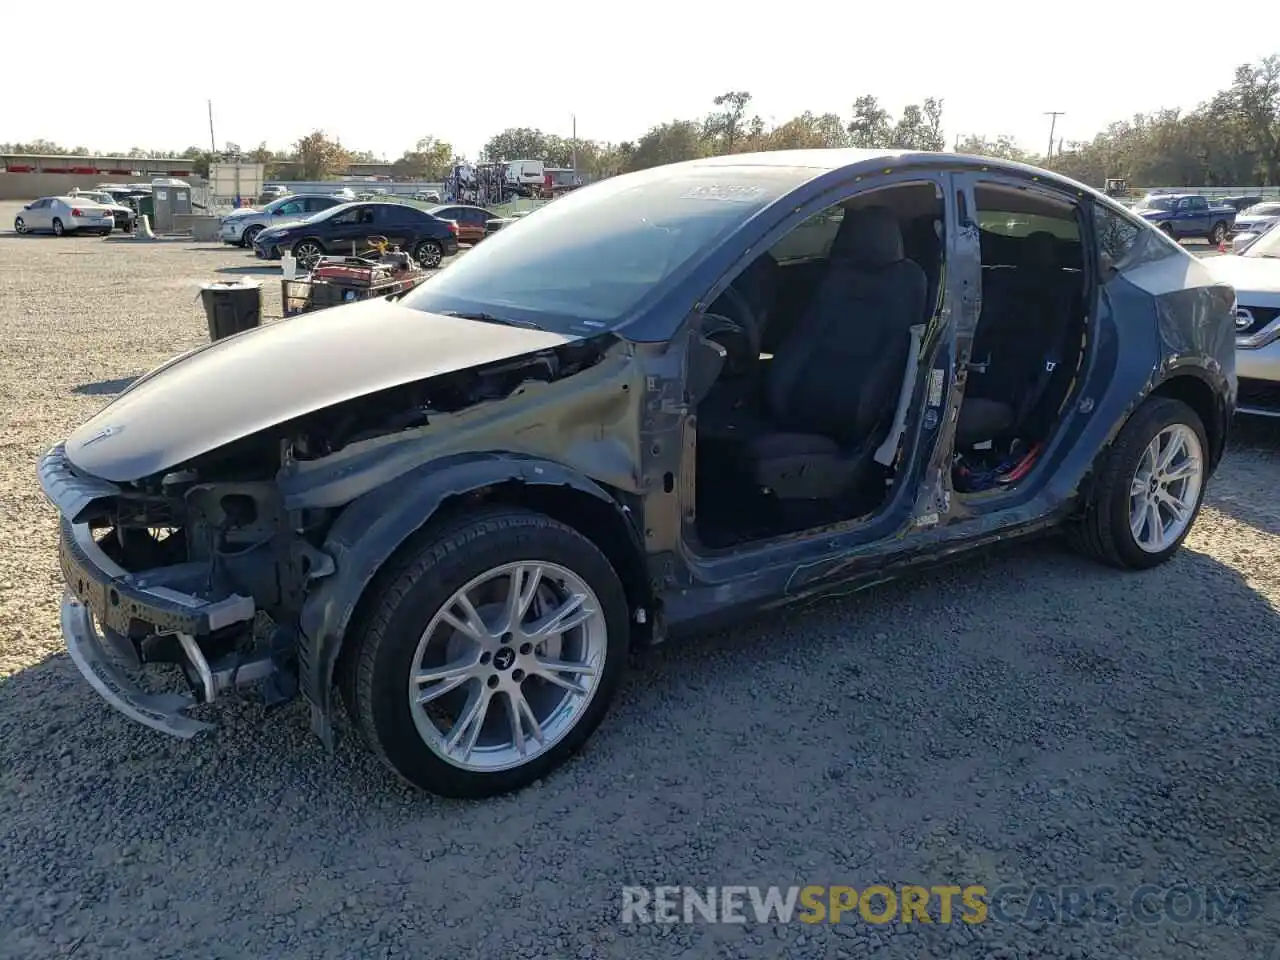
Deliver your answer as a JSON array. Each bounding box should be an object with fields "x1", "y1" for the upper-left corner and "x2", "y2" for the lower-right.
[
  {"x1": 1133, "y1": 195, "x2": 1174, "y2": 211},
  {"x1": 402, "y1": 166, "x2": 807, "y2": 333},
  {"x1": 1242, "y1": 222, "x2": 1280, "y2": 258},
  {"x1": 1242, "y1": 202, "x2": 1280, "y2": 217}
]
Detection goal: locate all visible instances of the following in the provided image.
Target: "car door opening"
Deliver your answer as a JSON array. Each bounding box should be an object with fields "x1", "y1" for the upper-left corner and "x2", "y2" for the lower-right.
[
  {"x1": 952, "y1": 183, "x2": 1091, "y2": 494},
  {"x1": 691, "y1": 181, "x2": 945, "y2": 549}
]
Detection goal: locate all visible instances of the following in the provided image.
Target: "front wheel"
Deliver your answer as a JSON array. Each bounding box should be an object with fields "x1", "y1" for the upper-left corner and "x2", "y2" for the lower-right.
[
  {"x1": 13, "y1": 217, "x2": 25, "y2": 234},
  {"x1": 241, "y1": 225, "x2": 262, "y2": 248},
  {"x1": 1208, "y1": 221, "x2": 1228, "y2": 245},
  {"x1": 1160, "y1": 222, "x2": 1176, "y2": 238},
  {"x1": 52, "y1": 218, "x2": 65, "y2": 237},
  {"x1": 340, "y1": 508, "x2": 629, "y2": 798},
  {"x1": 414, "y1": 239, "x2": 443, "y2": 268},
  {"x1": 292, "y1": 238, "x2": 324, "y2": 269},
  {"x1": 1067, "y1": 397, "x2": 1208, "y2": 570}
]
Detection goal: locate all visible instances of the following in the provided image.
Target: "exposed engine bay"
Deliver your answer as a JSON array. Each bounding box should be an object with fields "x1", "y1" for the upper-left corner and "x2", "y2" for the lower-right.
[{"x1": 57, "y1": 334, "x2": 613, "y2": 725}]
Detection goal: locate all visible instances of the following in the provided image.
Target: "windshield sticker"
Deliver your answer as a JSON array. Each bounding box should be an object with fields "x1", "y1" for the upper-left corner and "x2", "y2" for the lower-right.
[{"x1": 679, "y1": 184, "x2": 767, "y2": 204}]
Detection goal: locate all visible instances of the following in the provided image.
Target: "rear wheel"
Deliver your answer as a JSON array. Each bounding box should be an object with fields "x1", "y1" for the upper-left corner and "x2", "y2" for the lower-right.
[
  {"x1": 414, "y1": 239, "x2": 443, "y2": 268},
  {"x1": 1208, "y1": 221, "x2": 1228, "y2": 245},
  {"x1": 292, "y1": 238, "x2": 324, "y2": 269},
  {"x1": 1067, "y1": 397, "x2": 1208, "y2": 570},
  {"x1": 1159, "y1": 222, "x2": 1176, "y2": 238},
  {"x1": 52, "y1": 218, "x2": 65, "y2": 237},
  {"x1": 340, "y1": 508, "x2": 629, "y2": 798}
]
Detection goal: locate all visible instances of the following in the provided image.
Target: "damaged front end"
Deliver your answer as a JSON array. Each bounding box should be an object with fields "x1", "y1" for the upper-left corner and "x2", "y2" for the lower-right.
[
  {"x1": 40, "y1": 320, "x2": 633, "y2": 740},
  {"x1": 43, "y1": 440, "x2": 335, "y2": 737}
]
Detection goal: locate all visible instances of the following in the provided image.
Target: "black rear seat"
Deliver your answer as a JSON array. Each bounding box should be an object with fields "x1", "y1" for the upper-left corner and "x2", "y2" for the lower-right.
[{"x1": 959, "y1": 231, "x2": 1080, "y2": 445}]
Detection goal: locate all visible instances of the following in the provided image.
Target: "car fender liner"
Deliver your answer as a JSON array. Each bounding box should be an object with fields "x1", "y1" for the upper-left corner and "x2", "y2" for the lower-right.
[{"x1": 296, "y1": 452, "x2": 644, "y2": 746}]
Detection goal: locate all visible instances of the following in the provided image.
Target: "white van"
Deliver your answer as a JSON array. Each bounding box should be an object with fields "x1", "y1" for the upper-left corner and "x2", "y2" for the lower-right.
[{"x1": 505, "y1": 159, "x2": 545, "y2": 186}]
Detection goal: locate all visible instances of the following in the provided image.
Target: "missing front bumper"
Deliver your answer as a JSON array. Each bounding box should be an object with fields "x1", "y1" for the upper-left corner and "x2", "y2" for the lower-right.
[
  {"x1": 61, "y1": 594, "x2": 212, "y2": 738},
  {"x1": 61, "y1": 594, "x2": 281, "y2": 738}
]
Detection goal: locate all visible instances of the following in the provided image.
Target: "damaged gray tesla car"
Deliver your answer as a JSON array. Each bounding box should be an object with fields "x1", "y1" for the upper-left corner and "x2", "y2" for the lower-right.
[{"x1": 40, "y1": 149, "x2": 1236, "y2": 798}]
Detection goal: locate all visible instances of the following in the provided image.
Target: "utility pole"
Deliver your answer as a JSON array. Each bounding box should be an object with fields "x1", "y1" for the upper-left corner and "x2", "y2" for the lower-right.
[
  {"x1": 1044, "y1": 111, "x2": 1064, "y2": 158},
  {"x1": 207, "y1": 100, "x2": 217, "y2": 156},
  {"x1": 571, "y1": 113, "x2": 578, "y2": 177}
]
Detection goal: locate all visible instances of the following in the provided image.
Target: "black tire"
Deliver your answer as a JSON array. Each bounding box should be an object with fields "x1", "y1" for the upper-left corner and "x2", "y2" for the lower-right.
[
  {"x1": 292, "y1": 238, "x2": 325, "y2": 268},
  {"x1": 52, "y1": 218, "x2": 64, "y2": 237},
  {"x1": 1066, "y1": 396, "x2": 1208, "y2": 570},
  {"x1": 241, "y1": 225, "x2": 262, "y2": 248},
  {"x1": 414, "y1": 239, "x2": 444, "y2": 268},
  {"x1": 1208, "y1": 221, "x2": 1228, "y2": 245},
  {"x1": 1159, "y1": 222, "x2": 1176, "y2": 238},
  {"x1": 340, "y1": 507, "x2": 629, "y2": 798},
  {"x1": 13, "y1": 217, "x2": 25, "y2": 234}
]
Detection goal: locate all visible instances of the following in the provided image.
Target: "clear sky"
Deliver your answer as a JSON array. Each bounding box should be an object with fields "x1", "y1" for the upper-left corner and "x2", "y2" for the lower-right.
[{"x1": 6, "y1": 0, "x2": 1277, "y2": 160}]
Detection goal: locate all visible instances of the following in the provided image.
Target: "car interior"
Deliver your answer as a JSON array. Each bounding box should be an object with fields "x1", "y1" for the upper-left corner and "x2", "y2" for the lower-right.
[
  {"x1": 951, "y1": 184, "x2": 1088, "y2": 495},
  {"x1": 690, "y1": 182, "x2": 944, "y2": 548},
  {"x1": 688, "y1": 180, "x2": 1090, "y2": 550}
]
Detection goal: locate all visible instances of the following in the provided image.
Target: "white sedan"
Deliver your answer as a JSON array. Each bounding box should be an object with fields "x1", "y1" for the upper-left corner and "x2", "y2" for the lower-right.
[
  {"x1": 1207, "y1": 222, "x2": 1280, "y2": 417},
  {"x1": 14, "y1": 196, "x2": 116, "y2": 237}
]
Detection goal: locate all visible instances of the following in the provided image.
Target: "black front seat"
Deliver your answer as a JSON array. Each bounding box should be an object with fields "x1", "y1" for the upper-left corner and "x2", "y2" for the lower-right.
[{"x1": 746, "y1": 206, "x2": 927, "y2": 500}]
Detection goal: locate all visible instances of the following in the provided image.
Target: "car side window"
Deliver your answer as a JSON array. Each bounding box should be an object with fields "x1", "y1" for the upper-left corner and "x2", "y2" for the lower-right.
[
  {"x1": 1094, "y1": 202, "x2": 1178, "y2": 271},
  {"x1": 768, "y1": 205, "x2": 845, "y2": 263},
  {"x1": 277, "y1": 200, "x2": 304, "y2": 216},
  {"x1": 332, "y1": 206, "x2": 369, "y2": 225},
  {"x1": 1094, "y1": 205, "x2": 1141, "y2": 263},
  {"x1": 1189, "y1": 196, "x2": 1207, "y2": 211}
]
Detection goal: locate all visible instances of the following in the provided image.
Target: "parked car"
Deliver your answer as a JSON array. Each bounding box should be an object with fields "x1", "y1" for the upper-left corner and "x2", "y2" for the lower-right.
[
  {"x1": 37, "y1": 149, "x2": 1235, "y2": 798},
  {"x1": 252, "y1": 200, "x2": 460, "y2": 267},
  {"x1": 413, "y1": 190, "x2": 441, "y2": 203},
  {"x1": 483, "y1": 209, "x2": 533, "y2": 238},
  {"x1": 68, "y1": 190, "x2": 137, "y2": 231},
  {"x1": 260, "y1": 185, "x2": 290, "y2": 204},
  {"x1": 427, "y1": 204, "x2": 499, "y2": 243},
  {"x1": 219, "y1": 194, "x2": 346, "y2": 247},
  {"x1": 1231, "y1": 215, "x2": 1279, "y2": 253},
  {"x1": 1205, "y1": 221, "x2": 1280, "y2": 416},
  {"x1": 13, "y1": 196, "x2": 116, "y2": 236},
  {"x1": 1228, "y1": 200, "x2": 1280, "y2": 241},
  {"x1": 1218, "y1": 195, "x2": 1264, "y2": 213},
  {"x1": 1131, "y1": 193, "x2": 1236, "y2": 244}
]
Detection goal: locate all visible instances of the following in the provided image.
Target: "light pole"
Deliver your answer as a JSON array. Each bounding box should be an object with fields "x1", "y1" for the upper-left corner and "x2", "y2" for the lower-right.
[
  {"x1": 1044, "y1": 111, "x2": 1065, "y2": 159},
  {"x1": 571, "y1": 113, "x2": 578, "y2": 177}
]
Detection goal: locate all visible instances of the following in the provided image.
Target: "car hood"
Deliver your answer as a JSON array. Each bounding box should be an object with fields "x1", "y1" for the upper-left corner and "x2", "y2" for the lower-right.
[
  {"x1": 64, "y1": 299, "x2": 579, "y2": 482},
  {"x1": 222, "y1": 209, "x2": 261, "y2": 221},
  {"x1": 1204, "y1": 254, "x2": 1280, "y2": 295}
]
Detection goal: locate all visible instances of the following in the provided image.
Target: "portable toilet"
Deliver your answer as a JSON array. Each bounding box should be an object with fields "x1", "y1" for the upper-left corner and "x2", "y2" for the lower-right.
[{"x1": 150, "y1": 177, "x2": 192, "y2": 233}]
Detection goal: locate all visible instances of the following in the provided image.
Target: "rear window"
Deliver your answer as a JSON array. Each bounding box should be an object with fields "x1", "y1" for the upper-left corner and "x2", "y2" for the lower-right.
[{"x1": 402, "y1": 167, "x2": 807, "y2": 334}]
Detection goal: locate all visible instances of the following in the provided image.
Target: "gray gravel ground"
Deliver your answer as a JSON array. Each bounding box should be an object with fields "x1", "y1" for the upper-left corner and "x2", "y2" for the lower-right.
[{"x1": 1, "y1": 202, "x2": 1278, "y2": 960}]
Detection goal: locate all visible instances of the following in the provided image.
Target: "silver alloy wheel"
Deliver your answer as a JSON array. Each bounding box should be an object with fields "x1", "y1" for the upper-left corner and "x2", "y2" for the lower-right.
[
  {"x1": 1128, "y1": 423, "x2": 1204, "y2": 553},
  {"x1": 294, "y1": 240, "x2": 322, "y2": 267},
  {"x1": 408, "y1": 560, "x2": 607, "y2": 773},
  {"x1": 415, "y1": 240, "x2": 442, "y2": 268},
  {"x1": 52, "y1": 219, "x2": 64, "y2": 236},
  {"x1": 14, "y1": 217, "x2": 26, "y2": 234}
]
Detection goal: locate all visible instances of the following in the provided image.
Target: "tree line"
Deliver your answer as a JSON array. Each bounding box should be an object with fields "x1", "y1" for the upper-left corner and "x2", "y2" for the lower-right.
[{"x1": 4, "y1": 54, "x2": 1276, "y2": 188}]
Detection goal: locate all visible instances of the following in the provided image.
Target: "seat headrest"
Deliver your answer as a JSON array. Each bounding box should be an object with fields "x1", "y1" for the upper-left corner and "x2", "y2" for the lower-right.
[
  {"x1": 830, "y1": 205, "x2": 905, "y2": 266},
  {"x1": 1021, "y1": 231, "x2": 1058, "y2": 270}
]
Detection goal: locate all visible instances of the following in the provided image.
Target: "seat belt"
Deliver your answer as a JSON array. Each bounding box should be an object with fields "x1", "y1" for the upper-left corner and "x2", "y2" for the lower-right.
[{"x1": 1010, "y1": 319, "x2": 1074, "y2": 436}]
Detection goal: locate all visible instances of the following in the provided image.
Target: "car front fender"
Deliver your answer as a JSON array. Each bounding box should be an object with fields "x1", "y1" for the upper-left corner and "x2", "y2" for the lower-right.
[{"x1": 296, "y1": 452, "x2": 642, "y2": 744}]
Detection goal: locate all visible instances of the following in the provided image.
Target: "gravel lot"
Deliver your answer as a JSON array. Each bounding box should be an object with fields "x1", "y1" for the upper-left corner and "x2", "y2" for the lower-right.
[{"x1": 1, "y1": 201, "x2": 1278, "y2": 960}]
